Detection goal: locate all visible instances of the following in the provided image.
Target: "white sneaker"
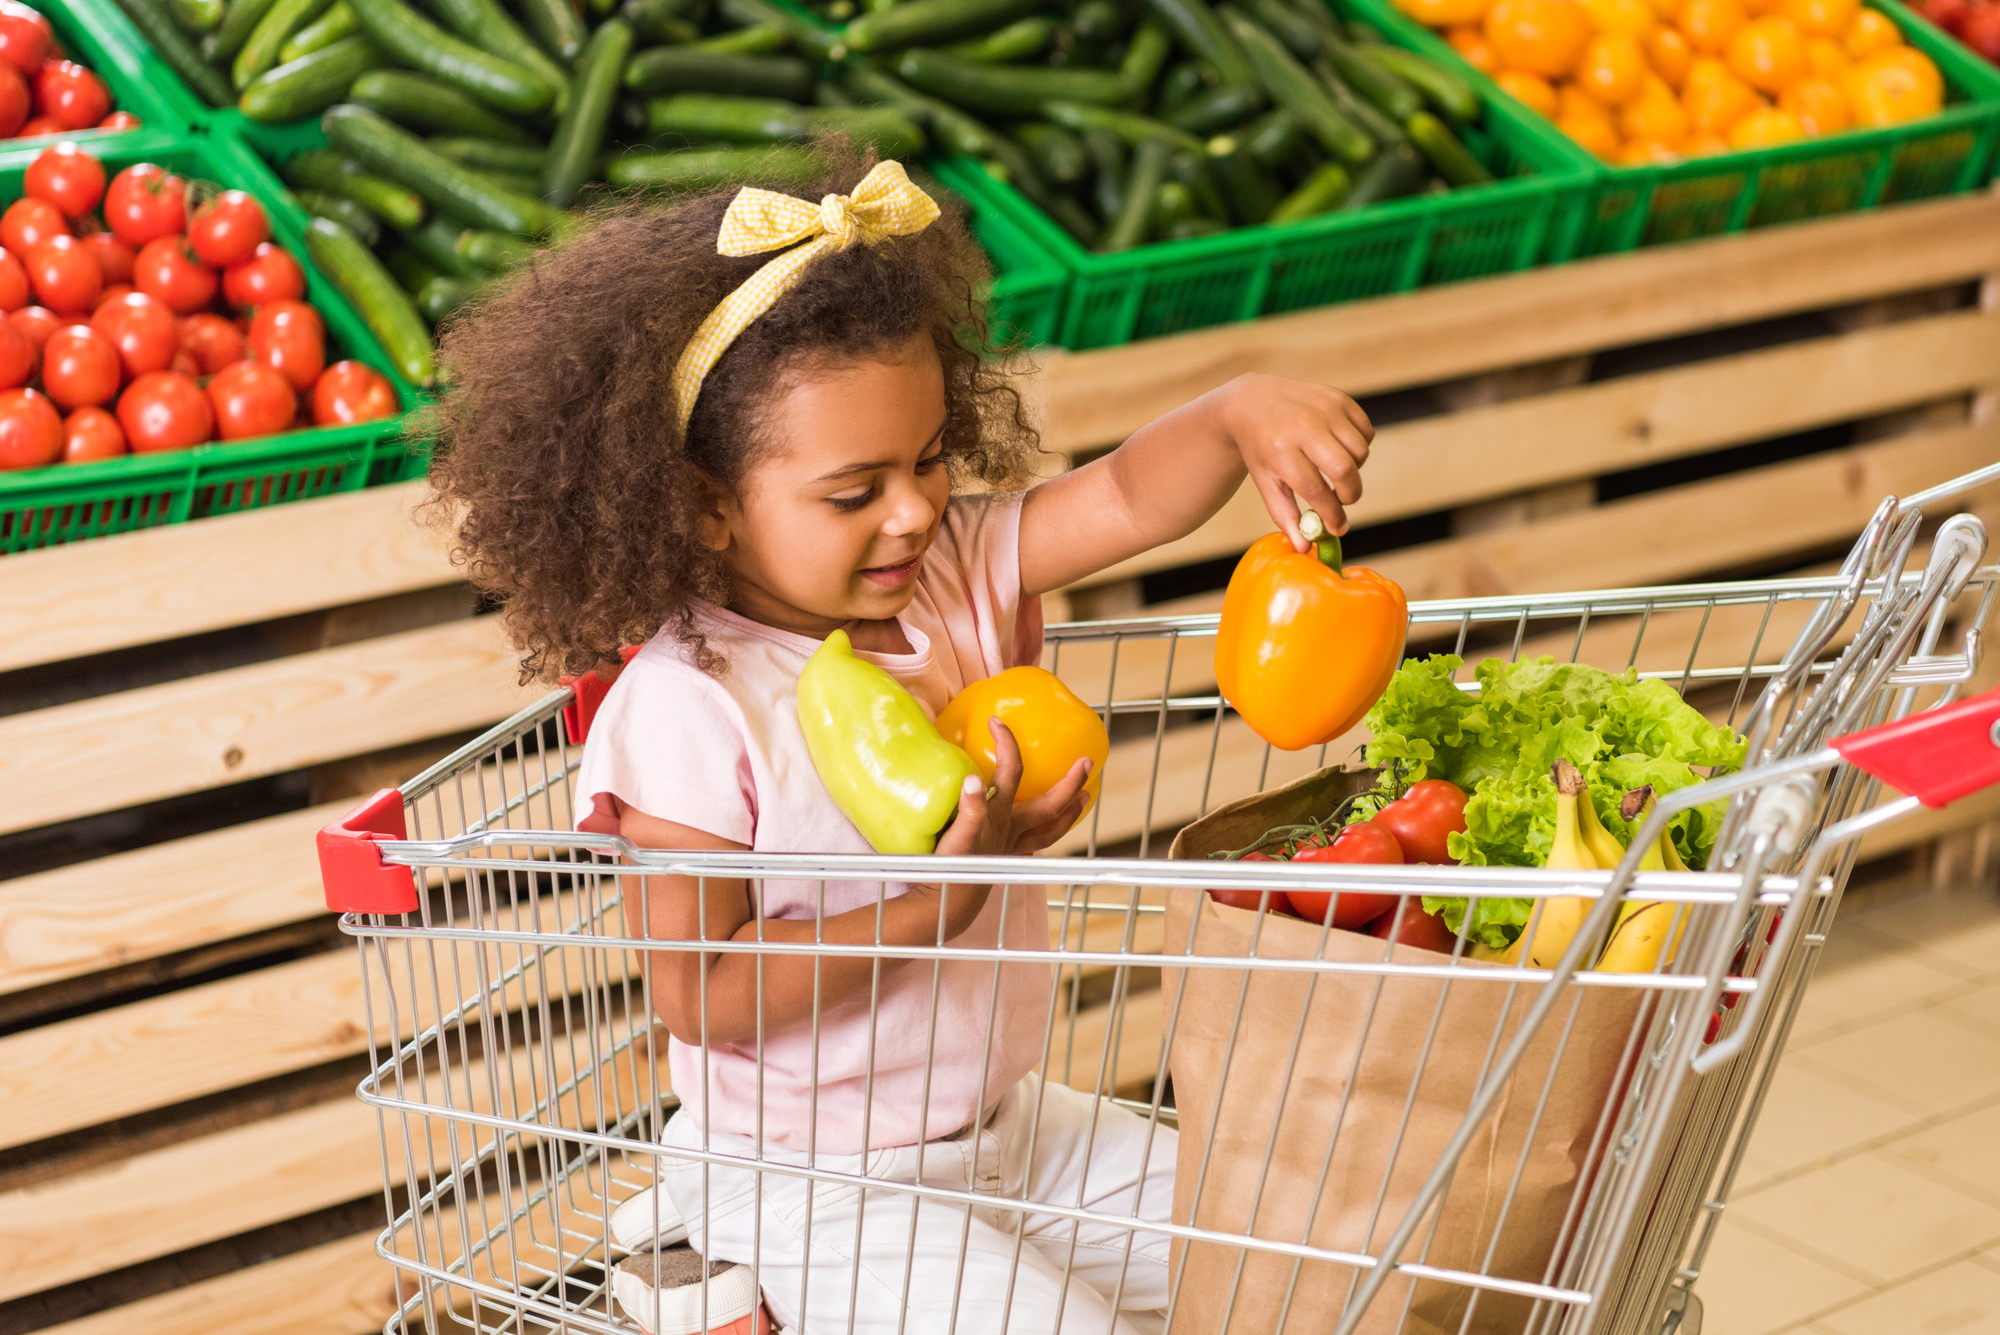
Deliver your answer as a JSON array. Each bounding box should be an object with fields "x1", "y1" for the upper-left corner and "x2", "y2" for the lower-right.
[
  {"x1": 612, "y1": 1246, "x2": 768, "y2": 1335},
  {"x1": 611, "y1": 1185, "x2": 692, "y2": 1252}
]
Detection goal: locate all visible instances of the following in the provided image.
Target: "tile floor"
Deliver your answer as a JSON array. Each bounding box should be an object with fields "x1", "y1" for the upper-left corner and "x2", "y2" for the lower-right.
[{"x1": 1695, "y1": 890, "x2": 2000, "y2": 1335}]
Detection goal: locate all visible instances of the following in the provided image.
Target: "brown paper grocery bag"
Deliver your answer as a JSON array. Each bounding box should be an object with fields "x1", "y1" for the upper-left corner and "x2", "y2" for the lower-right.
[{"x1": 1161, "y1": 767, "x2": 1640, "y2": 1335}]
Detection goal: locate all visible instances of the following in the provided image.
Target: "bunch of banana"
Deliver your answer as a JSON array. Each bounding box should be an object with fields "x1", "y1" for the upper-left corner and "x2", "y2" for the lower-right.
[{"x1": 1593, "y1": 785, "x2": 1692, "y2": 974}]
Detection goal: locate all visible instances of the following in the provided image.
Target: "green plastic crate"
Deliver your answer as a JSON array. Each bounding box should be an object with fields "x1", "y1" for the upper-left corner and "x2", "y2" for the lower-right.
[
  {"x1": 929, "y1": 158, "x2": 1069, "y2": 349},
  {"x1": 0, "y1": 132, "x2": 426, "y2": 555},
  {"x1": 1345, "y1": 0, "x2": 2000, "y2": 255},
  {"x1": 0, "y1": 0, "x2": 197, "y2": 143}
]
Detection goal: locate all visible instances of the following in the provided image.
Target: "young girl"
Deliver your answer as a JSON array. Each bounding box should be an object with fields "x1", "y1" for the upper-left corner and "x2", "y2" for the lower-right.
[{"x1": 427, "y1": 152, "x2": 1373, "y2": 1335}]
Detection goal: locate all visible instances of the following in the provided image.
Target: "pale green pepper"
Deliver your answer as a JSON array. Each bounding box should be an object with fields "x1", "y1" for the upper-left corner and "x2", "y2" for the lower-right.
[{"x1": 797, "y1": 629, "x2": 982, "y2": 855}]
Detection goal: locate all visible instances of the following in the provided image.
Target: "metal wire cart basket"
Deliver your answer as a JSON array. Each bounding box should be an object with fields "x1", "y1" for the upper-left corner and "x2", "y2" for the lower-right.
[{"x1": 320, "y1": 465, "x2": 2000, "y2": 1335}]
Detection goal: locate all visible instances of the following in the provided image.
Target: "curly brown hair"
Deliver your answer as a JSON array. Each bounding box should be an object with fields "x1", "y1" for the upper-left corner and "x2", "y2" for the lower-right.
[{"x1": 420, "y1": 147, "x2": 1043, "y2": 683}]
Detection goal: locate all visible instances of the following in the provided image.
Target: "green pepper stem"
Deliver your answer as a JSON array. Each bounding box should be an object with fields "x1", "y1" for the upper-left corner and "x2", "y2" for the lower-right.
[{"x1": 1299, "y1": 509, "x2": 1343, "y2": 574}]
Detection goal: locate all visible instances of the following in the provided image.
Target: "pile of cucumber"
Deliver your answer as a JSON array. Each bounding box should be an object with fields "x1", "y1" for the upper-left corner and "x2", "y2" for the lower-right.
[{"x1": 829, "y1": 0, "x2": 1493, "y2": 247}]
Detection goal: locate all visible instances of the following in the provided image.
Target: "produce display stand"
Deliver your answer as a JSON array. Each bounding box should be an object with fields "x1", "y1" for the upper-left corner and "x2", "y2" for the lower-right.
[
  {"x1": 0, "y1": 130, "x2": 426, "y2": 554},
  {"x1": 1, "y1": 193, "x2": 1996, "y2": 1335}
]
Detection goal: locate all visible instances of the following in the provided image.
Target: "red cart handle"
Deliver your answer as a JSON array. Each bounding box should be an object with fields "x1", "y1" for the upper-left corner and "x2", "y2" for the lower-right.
[
  {"x1": 318, "y1": 788, "x2": 420, "y2": 914},
  {"x1": 1831, "y1": 682, "x2": 2000, "y2": 809},
  {"x1": 560, "y1": 644, "x2": 642, "y2": 746}
]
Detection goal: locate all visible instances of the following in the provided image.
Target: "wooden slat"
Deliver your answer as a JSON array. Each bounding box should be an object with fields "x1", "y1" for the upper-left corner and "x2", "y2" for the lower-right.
[
  {"x1": 0, "y1": 615, "x2": 540, "y2": 836},
  {"x1": 36, "y1": 1233, "x2": 394, "y2": 1335},
  {"x1": 1028, "y1": 191, "x2": 2000, "y2": 453},
  {"x1": 0, "y1": 481, "x2": 455, "y2": 673},
  {"x1": 1081, "y1": 307, "x2": 2000, "y2": 585},
  {"x1": 1044, "y1": 984, "x2": 1166, "y2": 1100}
]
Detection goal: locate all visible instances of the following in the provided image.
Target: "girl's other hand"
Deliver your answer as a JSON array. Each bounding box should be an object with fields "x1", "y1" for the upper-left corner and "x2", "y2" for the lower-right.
[{"x1": 1220, "y1": 373, "x2": 1374, "y2": 548}]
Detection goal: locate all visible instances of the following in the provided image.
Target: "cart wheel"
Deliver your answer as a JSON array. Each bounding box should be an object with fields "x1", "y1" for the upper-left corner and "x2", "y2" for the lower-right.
[{"x1": 1662, "y1": 1288, "x2": 1703, "y2": 1335}]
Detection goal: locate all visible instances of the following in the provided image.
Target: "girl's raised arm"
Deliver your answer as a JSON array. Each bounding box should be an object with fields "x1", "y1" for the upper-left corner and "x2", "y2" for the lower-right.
[{"x1": 1017, "y1": 373, "x2": 1374, "y2": 598}]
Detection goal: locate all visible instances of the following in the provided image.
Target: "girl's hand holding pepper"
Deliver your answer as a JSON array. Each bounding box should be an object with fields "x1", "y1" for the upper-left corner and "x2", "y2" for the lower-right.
[{"x1": 1217, "y1": 372, "x2": 1374, "y2": 548}]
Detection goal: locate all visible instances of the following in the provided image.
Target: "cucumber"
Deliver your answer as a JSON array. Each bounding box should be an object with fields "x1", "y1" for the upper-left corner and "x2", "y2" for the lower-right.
[
  {"x1": 843, "y1": 60, "x2": 992, "y2": 156},
  {"x1": 1338, "y1": 141, "x2": 1425, "y2": 209},
  {"x1": 304, "y1": 216, "x2": 434, "y2": 386},
  {"x1": 981, "y1": 131, "x2": 1055, "y2": 209},
  {"x1": 349, "y1": 69, "x2": 537, "y2": 141},
  {"x1": 810, "y1": 107, "x2": 925, "y2": 157},
  {"x1": 171, "y1": 0, "x2": 224, "y2": 32},
  {"x1": 1241, "y1": 107, "x2": 1299, "y2": 167},
  {"x1": 1320, "y1": 31, "x2": 1419, "y2": 123},
  {"x1": 1045, "y1": 192, "x2": 1099, "y2": 245},
  {"x1": 279, "y1": 0, "x2": 356, "y2": 60},
  {"x1": 892, "y1": 50, "x2": 1133, "y2": 116},
  {"x1": 815, "y1": 80, "x2": 858, "y2": 107},
  {"x1": 843, "y1": 0, "x2": 1040, "y2": 54},
  {"x1": 1117, "y1": 16, "x2": 1170, "y2": 91},
  {"x1": 1243, "y1": 0, "x2": 1320, "y2": 58},
  {"x1": 233, "y1": 0, "x2": 333, "y2": 91},
  {"x1": 424, "y1": 0, "x2": 575, "y2": 113},
  {"x1": 1169, "y1": 148, "x2": 1228, "y2": 220},
  {"x1": 544, "y1": 18, "x2": 630, "y2": 207},
  {"x1": 1317, "y1": 57, "x2": 1405, "y2": 145},
  {"x1": 430, "y1": 137, "x2": 549, "y2": 173},
  {"x1": 1406, "y1": 110, "x2": 1491, "y2": 185},
  {"x1": 1081, "y1": 125, "x2": 1124, "y2": 220},
  {"x1": 1165, "y1": 82, "x2": 1263, "y2": 134},
  {"x1": 1221, "y1": 8, "x2": 1372, "y2": 164},
  {"x1": 1344, "y1": 18, "x2": 1385, "y2": 42},
  {"x1": 1360, "y1": 45, "x2": 1478, "y2": 122},
  {"x1": 1101, "y1": 135, "x2": 1170, "y2": 251},
  {"x1": 1166, "y1": 216, "x2": 1226, "y2": 238},
  {"x1": 1015, "y1": 122, "x2": 1087, "y2": 185},
  {"x1": 1268, "y1": 161, "x2": 1348, "y2": 221},
  {"x1": 524, "y1": 0, "x2": 589, "y2": 62},
  {"x1": 384, "y1": 244, "x2": 442, "y2": 290},
  {"x1": 345, "y1": 0, "x2": 555, "y2": 114},
  {"x1": 456, "y1": 228, "x2": 537, "y2": 269},
  {"x1": 1142, "y1": 0, "x2": 1255, "y2": 88},
  {"x1": 466, "y1": 165, "x2": 545, "y2": 196},
  {"x1": 417, "y1": 275, "x2": 485, "y2": 323},
  {"x1": 717, "y1": 0, "x2": 838, "y2": 60},
  {"x1": 209, "y1": 0, "x2": 282, "y2": 62},
  {"x1": 943, "y1": 16, "x2": 1052, "y2": 63},
  {"x1": 622, "y1": 0, "x2": 699, "y2": 38},
  {"x1": 604, "y1": 143, "x2": 820, "y2": 189},
  {"x1": 112, "y1": 0, "x2": 235, "y2": 104},
  {"x1": 324, "y1": 103, "x2": 564, "y2": 235},
  {"x1": 238, "y1": 34, "x2": 383, "y2": 121},
  {"x1": 695, "y1": 22, "x2": 787, "y2": 52},
  {"x1": 398, "y1": 215, "x2": 488, "y2": 278},
  {"x1": 1150, "y1": 179, "x2": 1194, "y2": 235},
  {"x1": 624, "y1": 48, "x2": 814, "y2": 100},
  {"x1": 283, "y1": 148, "x2": 426, "y2": 227},
  {"x1": 1205, "y1": 132, "x2": 1277, "y2": 224},
  {"x1": 1041, "y1": 100, "x2": 1205, "y2": 156},
  {"x1": 1072, "y1": 0, "x2": 1129, "y2": 44},
  {"x1": 1156, "y1": 61, "x2": 1209, "y2": 117},
  {"x1": 645, "y1": 92, "x2": 805, "y2": 140},
  {"x1": 293, "y1": 187, "x2": 381, "y2": 244}
]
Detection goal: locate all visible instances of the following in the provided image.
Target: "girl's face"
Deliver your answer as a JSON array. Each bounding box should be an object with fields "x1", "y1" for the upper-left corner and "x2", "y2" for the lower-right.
[{"x1": 707, "y1": 334, "x2": 951, "y2": 637}]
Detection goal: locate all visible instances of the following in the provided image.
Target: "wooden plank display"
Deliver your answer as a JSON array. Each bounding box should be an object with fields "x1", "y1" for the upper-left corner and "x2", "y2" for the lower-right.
[{"x1": 6, "y1": 195, "x2": 1999, "y2": 1335}]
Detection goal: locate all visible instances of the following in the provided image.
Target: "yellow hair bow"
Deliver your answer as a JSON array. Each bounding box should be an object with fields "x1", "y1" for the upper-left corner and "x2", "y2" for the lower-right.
[{"x1": 669, "y1": 159, "x2": 940, "y2": 432}]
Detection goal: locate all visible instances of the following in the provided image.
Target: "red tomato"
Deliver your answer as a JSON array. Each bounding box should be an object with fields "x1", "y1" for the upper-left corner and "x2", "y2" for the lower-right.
[
  {"x1": 90, "y1": 280, "x2": 131, "y2": 310},
  {"x1": 1286, "y1": 823, "x2": 1403, "y2": 928},
  {"x1": 0, "y1": 247, "x2": 26, "y2": 311},
  {"x1": 24, "y1": 141, "x2": 104, "y2": 216},
  {"x1": 104, "y1": 163, "x2": 186, "y2": 248},
  {"x1": 0, "y1": 194, "x2": 64, "y2": 256},
  {"x1": 91, "y1": 290, "x2": 176, "y2": 378},
  {"x1": 177, "y1": 311, "x2": 244, "y2": 375},
  {"x1": 60, "y1": 403, "x2": 122, "y2": 460},
  {"x1": 26, "y1": 233, "x2": 98, "y2": 314},
  {"x1": 133, "y1": 235, "x2": 215, "y2": 314},
  {"x1": 0, "y1": 384, "x2": 57, "y2": 467},
  {"x1": 221, "y1": 241, "x2": 304, "y2": 309},
  {"x1": 311, "y1": 359, "x2": 396, "y2": 425},
  {"x1": 33, "y1": 62, "x2": 107, "y2": 131},
  {"x1": 40, "y1": 323, "x2": 118, "y2": 408},
  {"x1": 1363, "y1": 901, "x2": 1462, "y2": 954},
  {"x1": 16, "y1": 114, "x2": 58, "y2": 137},
  {"x1": 0, "y1": 310, "x2": 28, "y2": 387},
  {"x1": 97, "y1": 109, "x2": 140, "y2": 131},
  {"x1": 0, "y1": 62, "x2": 26, "y2": 137},
  {"x1": 0, "y1": 2, "x2": 47, "y2": 77},
  {"x1": 82, "y1": 231, "x2": 133, "y2": 284},
  {"x1": 9, "y1": 302, "x2": 56, "y2": 351},
  {"x1": 187, "y1": 190, "x2": 268, "y2": 269},
  {"x1": 117, "y1": 369, "x2": 211, "y2": 452},
  {"x1": 207, "y1": 358, "x2": 295, "y2": 440},
  {"x1": 1371, "y1": 780, "x2": 1469, "y2": 866},
  {"x1": 1206, "y1": 849, "x2": 1294, "y2": 914},
  {"x1": 169, "y1": 347, "x2": 197, "y2": 376},
  {"x1": 247, "y1": 299, "x2": 323, "y2": 390},
  {"x1": 1966, "y1": 1, "x2": 2000, "y2": 59}
]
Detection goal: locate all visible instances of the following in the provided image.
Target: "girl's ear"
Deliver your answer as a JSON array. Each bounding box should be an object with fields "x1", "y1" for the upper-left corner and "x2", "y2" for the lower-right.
[{"x1": 694, "y1": 476, "x2": 734, "y2": 553}]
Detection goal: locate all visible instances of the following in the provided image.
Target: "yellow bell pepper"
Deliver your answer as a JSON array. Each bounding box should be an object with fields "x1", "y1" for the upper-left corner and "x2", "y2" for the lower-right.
[{"x1": 937, "y1": 666, "x2": 1110, "y2": 810}]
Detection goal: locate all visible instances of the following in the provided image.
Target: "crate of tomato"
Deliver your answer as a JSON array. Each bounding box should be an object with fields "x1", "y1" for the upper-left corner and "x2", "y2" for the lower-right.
[
  {"x1": 0, "y1": 0, "x2": 191, "y2": 146},
  {"x1": 0, "y1": 133, "x2": 421, "y2": 554}
]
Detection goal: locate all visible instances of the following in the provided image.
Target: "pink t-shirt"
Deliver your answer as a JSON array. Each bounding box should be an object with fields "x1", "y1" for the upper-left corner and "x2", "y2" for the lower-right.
[{"x1": 574, "y1": 491, "x2": 1052, "y2": 1155}]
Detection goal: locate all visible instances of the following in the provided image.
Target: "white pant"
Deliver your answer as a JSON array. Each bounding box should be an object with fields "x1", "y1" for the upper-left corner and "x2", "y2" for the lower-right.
[{"x1": 660, "y1": 1073, "x2": 1177, "y2": 1335}]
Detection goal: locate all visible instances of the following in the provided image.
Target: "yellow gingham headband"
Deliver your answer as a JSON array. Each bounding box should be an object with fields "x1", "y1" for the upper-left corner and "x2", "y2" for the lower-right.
[{"x1": 670, "y1": 159, "x2": 941, "y2": 433}]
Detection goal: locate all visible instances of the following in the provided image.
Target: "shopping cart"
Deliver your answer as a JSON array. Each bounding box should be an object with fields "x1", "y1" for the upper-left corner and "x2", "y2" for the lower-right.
[{"x1": 319, "y1": 464, "x2": 2000, "y2": 1335}]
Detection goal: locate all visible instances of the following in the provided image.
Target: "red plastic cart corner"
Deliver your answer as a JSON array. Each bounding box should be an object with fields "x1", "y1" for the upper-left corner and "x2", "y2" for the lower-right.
[
  {"x1": 319, "y1": 787, "x2": 419, "y2": 914},
  {"x1": 560, "y1": 645, "x2": 641, "y2": 747},
  {"x1": 1833, "y1": 683, "x2": 2000, "y2": 809}
]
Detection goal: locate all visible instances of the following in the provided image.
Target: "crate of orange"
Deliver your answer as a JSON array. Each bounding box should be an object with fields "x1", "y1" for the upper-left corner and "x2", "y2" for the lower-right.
[{"x1": 1347, "y1": 0, "x2": 2000, "y2": 252}]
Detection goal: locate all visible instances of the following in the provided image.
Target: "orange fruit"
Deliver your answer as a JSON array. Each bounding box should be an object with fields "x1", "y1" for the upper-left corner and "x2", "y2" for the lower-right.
[
  {"x1": 1844, "y1": 45, "x2": 1943, "y2": 124},
  {"x1": 1620, "y1": 72, "x2": 1692, "y2": 138},
  {"x1": 1576, "y1": 31, "x2": 1651, "y2": 100},
  {"x1": 1618, "y1": 137, "x2": 1684, "y2": 161},
  {"x1": 1394, "y1": 0, "x2": 1491, "y2": 27},
  {"x1": 1778, "y1": 75, "x2": 1851, "y2": 131},
  {"x1": 1495, "y1": 67, "x2": 1562, "y2": 113},
  {"x1": 1805, "y1": 35, "x2": 1850, "y2": 75},
  {"x1": 1688, "y1": 131, "x2": 1733, "y2": 152},
  {"x1": 1783, "y1": 0, "x2": 1858, "y2": 33},
  {"x1": 1558, "y1": 80, "x2": 1608, "y2": 113},
  {"x1": 1558, "y1": 106, "x2": 1623, "y2": 155},
  {"x1": 1677, "y1": 0, "x2": 1748, "y2": 49},
  {"x1": 1486, "y1": 0, "x2": 1593, "y2": 74},
  {"x1": 1727, "y1": 105, "x2": 1806, "y2": 144},
  {"x1": 1645, "y1": 24, "x2": 1695, "y2": 84},
  {"x1": 1726, "y1": 16, "x2": 1806, "y2": 91},
  {"x1": 1681, "y1": 55, "x2": 1763, "y2": 129},
  {"x1": 1447, "y1": 24, "x2": 1502, "y2": 68},
  {"x1": 1582, "y1": 0, "x2": 1660, "y2": 33},
  {"x1": 1744, "y1": 0, "x2": 1784, "y2": 14},
  {"x1": 1841, "y1": 5, "x2": 1900, "y2": 56}
]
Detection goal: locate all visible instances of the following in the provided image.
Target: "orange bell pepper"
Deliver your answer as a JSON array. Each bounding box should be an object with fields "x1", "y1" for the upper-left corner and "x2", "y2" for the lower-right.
[
  {"x1": 1215, "y1": 512, "x2": 1408, "y2": 752},
  {"x1": 937, "y1": 666, "x2": 1110, "y2": 809}
]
